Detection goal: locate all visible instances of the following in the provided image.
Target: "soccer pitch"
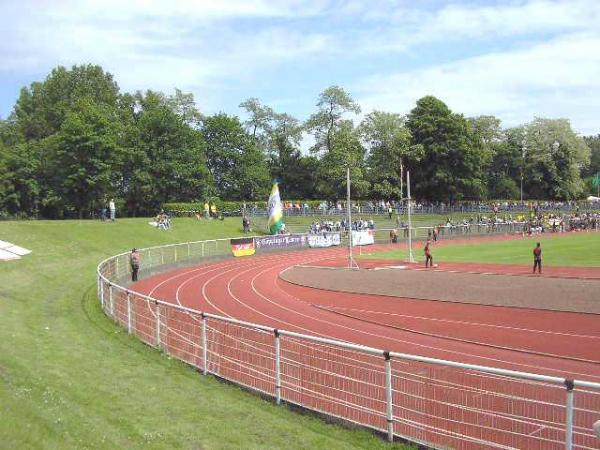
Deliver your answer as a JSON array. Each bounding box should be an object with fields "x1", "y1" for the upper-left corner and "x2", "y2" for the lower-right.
[{"x1": 363, "y1": 232, "x2": 600, "y2": 267}]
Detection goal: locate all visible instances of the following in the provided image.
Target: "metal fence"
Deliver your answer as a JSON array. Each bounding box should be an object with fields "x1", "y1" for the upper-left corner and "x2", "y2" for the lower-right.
[{"x1": 97, "y1": 235, "x2": 600, "y2": 450}]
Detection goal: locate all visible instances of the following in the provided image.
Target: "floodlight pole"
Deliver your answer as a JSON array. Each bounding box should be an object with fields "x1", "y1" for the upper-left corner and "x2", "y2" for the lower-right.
[
  {"x1": 407, "y1": 171, "x2": 415, "y2": 263},
  {"x1": 347, "y1": 167, "x2": 357, "y2": 270}
]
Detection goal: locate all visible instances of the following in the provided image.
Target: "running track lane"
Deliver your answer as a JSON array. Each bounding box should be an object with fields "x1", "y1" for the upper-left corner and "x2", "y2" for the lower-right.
[
  {"x1": 131, "y1": 247, "x2": 600, "y2": 382},
  {"x1": 129, "y1": 246, "x2": 600, "y2": 449}
]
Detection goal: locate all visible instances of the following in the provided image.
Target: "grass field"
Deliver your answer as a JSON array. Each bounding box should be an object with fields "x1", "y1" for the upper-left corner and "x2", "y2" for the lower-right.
[
  {"x1": 0, "y1": 218, "x2": 408, "y2": 450},
  {"x1": 363, "y1": 232, "x2": 600, "y2": 267}
]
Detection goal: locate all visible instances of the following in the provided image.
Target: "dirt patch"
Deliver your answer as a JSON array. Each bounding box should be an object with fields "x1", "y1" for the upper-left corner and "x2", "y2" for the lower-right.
[{"x1": 280, "y1": 265, "x2": 600, "y2": 314}]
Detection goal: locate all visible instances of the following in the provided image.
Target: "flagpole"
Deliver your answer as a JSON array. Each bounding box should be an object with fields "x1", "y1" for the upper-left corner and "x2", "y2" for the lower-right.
[
  {"x1": 407, "y1": 170, "x2": 414, "y2": 263},
  {"x1": 347, "y1": 167, "x2": 356, "y2": 269}
]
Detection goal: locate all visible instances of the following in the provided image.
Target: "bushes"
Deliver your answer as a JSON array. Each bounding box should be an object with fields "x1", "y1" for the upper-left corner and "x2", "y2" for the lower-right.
[{"x1": 162, "y1": 199, "x2": 329, "y2": 216}]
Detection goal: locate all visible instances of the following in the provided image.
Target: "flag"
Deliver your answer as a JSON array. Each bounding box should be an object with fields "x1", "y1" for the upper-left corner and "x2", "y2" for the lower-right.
[{"x1": 267, "y1": 182, "x2": 284, "y2": 235}]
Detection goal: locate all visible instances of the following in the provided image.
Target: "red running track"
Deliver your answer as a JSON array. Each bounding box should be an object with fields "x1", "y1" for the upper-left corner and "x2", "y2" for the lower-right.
[
  {"x1": 127, "y1": 242, "x2": 600, "y2": 449},
  {"x1": 131, "y1": 245, "x2": 600, "y2": 382}
]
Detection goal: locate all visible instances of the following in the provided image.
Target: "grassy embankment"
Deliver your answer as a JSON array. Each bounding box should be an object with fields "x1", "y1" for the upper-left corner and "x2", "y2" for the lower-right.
[{"x1": 0, "y1": 218, "x2": 410, "y2": 450}]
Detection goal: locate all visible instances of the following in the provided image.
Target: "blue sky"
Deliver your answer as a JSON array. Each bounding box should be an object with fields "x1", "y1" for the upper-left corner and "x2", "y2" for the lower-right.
[{"x1": 1, "y1": 0, "x2": 600, "y2": 136}]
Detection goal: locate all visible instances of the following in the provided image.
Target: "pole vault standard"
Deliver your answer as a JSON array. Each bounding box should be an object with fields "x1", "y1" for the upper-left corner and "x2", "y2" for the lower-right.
[
  {"x1": 347, "y1": 167, "x2": 358, "y2": 270},
  {"x1": 407, "y1": 170, "x2": 415, "y2": 263}
]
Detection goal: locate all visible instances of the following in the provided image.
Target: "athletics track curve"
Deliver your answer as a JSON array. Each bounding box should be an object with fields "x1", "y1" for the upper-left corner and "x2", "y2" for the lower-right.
[
  {"x1": 126, "y1": 236, "x2": 600, "y2": 449},
  {"x1": 130, "y1": 242, "x2": 600, "y2": 383}
]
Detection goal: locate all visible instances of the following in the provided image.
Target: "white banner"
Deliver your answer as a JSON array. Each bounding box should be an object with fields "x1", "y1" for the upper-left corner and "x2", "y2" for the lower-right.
[
  {"x1": 308, "y1": 233, "x2": 341, "y2": 248},
  {"x1": 352, "y1": 230, "x2": 374, "y2": 246}
]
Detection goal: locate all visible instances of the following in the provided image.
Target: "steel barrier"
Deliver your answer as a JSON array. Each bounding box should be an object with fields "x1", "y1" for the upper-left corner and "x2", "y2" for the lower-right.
[{"x1": 97, "y1": 232, "x2": 600, "y2": 450}]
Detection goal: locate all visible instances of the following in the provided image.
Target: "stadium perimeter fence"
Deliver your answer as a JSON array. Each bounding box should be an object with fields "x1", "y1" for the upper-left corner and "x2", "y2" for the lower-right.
[{"x1": 97, "y1": 226, "x2": 600, "y2": 450}]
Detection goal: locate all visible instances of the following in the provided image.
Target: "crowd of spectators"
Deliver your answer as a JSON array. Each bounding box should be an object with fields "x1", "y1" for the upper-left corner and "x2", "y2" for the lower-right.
[
  {"x1": 154, "y1": 210, "x2": 171, "y2": 230},
  {"x1": 308, "y1": 218, "x2": 375, "y2": 234},
  {"x1": 249, "y1": 199, "x2": 600, "y2": 217}
]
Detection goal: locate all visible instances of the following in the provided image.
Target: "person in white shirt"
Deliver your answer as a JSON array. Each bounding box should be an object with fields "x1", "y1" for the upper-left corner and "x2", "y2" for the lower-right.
[{"x1": 109, "y1": 199, "x2": 116, "y2": 221}]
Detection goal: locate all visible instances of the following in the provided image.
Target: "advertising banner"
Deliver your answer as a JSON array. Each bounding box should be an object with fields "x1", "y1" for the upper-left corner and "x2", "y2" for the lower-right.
[
  {"x1": 308, "y1": 233, "x2": 341, "y2": 248},
  {"x1": 230, "y1": 237, "x2": 256, "y2": 257},
  {"x1": 352, "y1": 230, "x2": 375, "y2": 246},
  {"x1": 255, "y1": 234, "x2": 306, "y2": 251}
]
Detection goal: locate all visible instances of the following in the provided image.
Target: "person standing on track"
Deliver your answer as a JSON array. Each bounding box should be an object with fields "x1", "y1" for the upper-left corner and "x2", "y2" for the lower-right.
[
  {"x1": 424, "y1": 239, "x2": 433, "y2": 268},
  {"x1": 130, "y1": 248, "x2": 140, "y2": 282},
  {"x1": 533, "y1": 242, "x2": 542, "y2": 274}
]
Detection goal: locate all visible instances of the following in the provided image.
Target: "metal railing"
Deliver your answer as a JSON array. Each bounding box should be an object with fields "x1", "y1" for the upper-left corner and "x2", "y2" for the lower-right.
[{"x1": 97, "y1": 234, "x2": 600, "y2": 450}]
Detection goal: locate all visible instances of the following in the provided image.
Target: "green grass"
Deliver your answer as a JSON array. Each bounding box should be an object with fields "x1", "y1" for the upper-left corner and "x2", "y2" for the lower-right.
[
  {"x1": 0, "y1": 218, "x2": 408, "y2": 449},
  {"x1": 363, "y1": 232, "x2": 600, "y2": 267}
]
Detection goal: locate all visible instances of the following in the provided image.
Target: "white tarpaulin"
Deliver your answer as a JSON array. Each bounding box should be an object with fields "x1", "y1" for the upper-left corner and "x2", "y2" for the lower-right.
[
  {"x1": 352, "y1": 230, "x2": 375, "y2": 246},
  {"x1": 0, "y1": 249, "x2": 20, "y2": 261},
  {"x1": 308, "y1": 233, "x2": 341, "y2": 248},
  {"x1": 0, "y1": 240, "x2": 32, "y2": 261}
]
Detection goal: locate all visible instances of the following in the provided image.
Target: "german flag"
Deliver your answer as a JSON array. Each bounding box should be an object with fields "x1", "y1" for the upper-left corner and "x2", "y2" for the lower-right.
[{"x1": 230, "y1": 237, "x2": 256, "y2": 257}]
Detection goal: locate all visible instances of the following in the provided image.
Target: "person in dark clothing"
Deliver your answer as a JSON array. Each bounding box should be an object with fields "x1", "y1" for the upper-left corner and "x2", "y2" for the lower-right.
[
  {"x1": 533, "y1": 242, "x2": 542, "y2": 274},
  {"x1": 424, "y1": 240, "x2": 433, "y2": 268},
  {"x1": 130, "y1": 248, "x2": 140, "y2": 282}
]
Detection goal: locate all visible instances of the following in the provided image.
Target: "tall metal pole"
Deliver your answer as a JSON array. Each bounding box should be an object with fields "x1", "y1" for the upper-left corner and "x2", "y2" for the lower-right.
[
  {"x1": 407, "y1": 171, "x2": 414, "y2": 263},
  {"x1": 400, "y1": 160, "x2": 404, "y2": 205},
  {"x1": 347, "y1": 167, "x2": 356, "y2": 269}
]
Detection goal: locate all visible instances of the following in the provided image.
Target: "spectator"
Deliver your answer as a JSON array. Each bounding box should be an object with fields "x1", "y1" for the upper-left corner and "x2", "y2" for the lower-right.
[
  {"x1": 109, "y1": 199, "x2": 116, "y2": 222},
  {"x1": 130, "y1": 248, "x2": 140, "y2": 282}
]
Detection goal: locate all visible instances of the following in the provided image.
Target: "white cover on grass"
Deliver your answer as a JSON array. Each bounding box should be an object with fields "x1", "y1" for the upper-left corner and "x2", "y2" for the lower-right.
[
  {"x1": 0, "y1": 248, "x2": 21, "y2": 261},
  {"x1": 0, "y1": 240, "x2": 32, "y2": 260}
]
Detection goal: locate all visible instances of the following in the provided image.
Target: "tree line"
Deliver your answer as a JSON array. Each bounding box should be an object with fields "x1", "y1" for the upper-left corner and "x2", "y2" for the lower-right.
[{"x1": 0, "y1": 64, "x2": 598, "y2": 218}]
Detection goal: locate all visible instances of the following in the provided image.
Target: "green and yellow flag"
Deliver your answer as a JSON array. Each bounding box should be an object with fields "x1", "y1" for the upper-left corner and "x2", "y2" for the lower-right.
[{"x1": 267, "y1": 182, "x2": 284, "y2": 235}]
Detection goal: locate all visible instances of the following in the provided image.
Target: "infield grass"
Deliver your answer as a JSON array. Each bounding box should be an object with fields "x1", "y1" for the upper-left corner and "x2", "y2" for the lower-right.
[
  {"x1": 0, "y1": 218, "x2": 409, "y2": 450},
  {"x1": 363, "y1": 232, "x2": 600, "y2": 267}
]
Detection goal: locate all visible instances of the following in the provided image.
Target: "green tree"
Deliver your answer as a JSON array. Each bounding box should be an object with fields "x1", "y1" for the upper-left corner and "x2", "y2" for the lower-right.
[
  {"x1": 406, "y1": 96, "x2": 488, "y2": 202},
  {"x1": 359, "y1": 111, "x2": 418, "y2": 199},
  {"x1": 582, "y1": 135, "x2": 600, "y2": 178},
  {"x1": 14, "y1": 65, "x2": 120, "y2": 141},
  {"x1": 305, "y1": 86, "x2": 361, "y2": 154},
  {"x1": 0, "y1": 118, "x2": 41, "y2": 216},
  {"x1": 202, "y1": 113, "x2": 269, "y2": 200},
  {"x1": 316, "y1": 121, "x2": 369, "y2": 200},
  {"x1": 46, "y1": 100, "x2": 121, "y2": 218},
  {"x1": 128, "y1": 91, "x2": 210, "y2": 211},
  {"x1": 468, "y1": 115, "x2": 518, "y2": 199},
  {"x1": 269, "y1": 135, "x2": 319, "y2": 199},
  {"x1": 521, "y1": 118, "x2": 590, "y2": 200}
]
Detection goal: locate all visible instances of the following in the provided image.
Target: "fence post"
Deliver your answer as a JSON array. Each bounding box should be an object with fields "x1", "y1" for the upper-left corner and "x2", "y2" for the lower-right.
[
  {"x1": 202, "y1": 314, "x2": 208, "y2": 375},
  {"x1": 202, "y1": 242, "x2": 205, "y2": 257},
  {"x1": 156, "y1": 302, "x2": 161, "y2": 348},
  {"x1": 161, "y1": 248, "x2": 164, "y2": 265},
  {"x1": 274, "y1": 329, "x2": 282, "y2": 405},
  {"x1": 109, "y1": 284, "x2": 114, "y2": 317},
  {"x1": 174, "y1": 245, "x2": 178, "y2": 262},
  {"x1": 565, "y1": 379, "x2": 574, "y2": 450},
  {"x1": 384, "y1": 351, "x2": 394, "y2": 442},
  {"x1": 187, "y1": 242, "x2": 191, "y2": 258},
  {"x1": 127, "y1": 293, "x2": 132, "y2": 334},
  {"x1": 115, "y1": 257, "x2": 119, "y2": 277},
  {"x1": 100, "y1": 279, "x2": 104, "y2": 308}
]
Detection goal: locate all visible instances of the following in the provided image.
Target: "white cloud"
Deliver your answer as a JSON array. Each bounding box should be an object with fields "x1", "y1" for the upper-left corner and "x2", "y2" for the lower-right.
[
  {"x1": 355, "y1": 33, "x2": 600, "y2": 134},
  {"x1": 353, "y1": 0, "x2": 600, "y2": 53},
  {"x1": 0, "y1": 1, "x2": 335, "y2": 96}
]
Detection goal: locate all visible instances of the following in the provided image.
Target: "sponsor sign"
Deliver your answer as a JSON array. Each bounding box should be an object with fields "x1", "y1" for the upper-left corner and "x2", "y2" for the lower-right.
[
  {"x1": 255, "y1": 234, "x2": 306, "y2": 250},
  {"x1": 352, "y1": 230, "x2": 375, "y2": 246},
  {"x1": 308, "y1": 233, "x2": 341, "y2": 248},
  {"x1": 230, "y1": 237, "x2": 256, "y2": 257}
]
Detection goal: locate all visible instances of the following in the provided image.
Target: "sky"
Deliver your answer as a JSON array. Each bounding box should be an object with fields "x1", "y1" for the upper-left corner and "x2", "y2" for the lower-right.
[{"x1": 1, "y1": 0, "x2": 600, "y2": 136}]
